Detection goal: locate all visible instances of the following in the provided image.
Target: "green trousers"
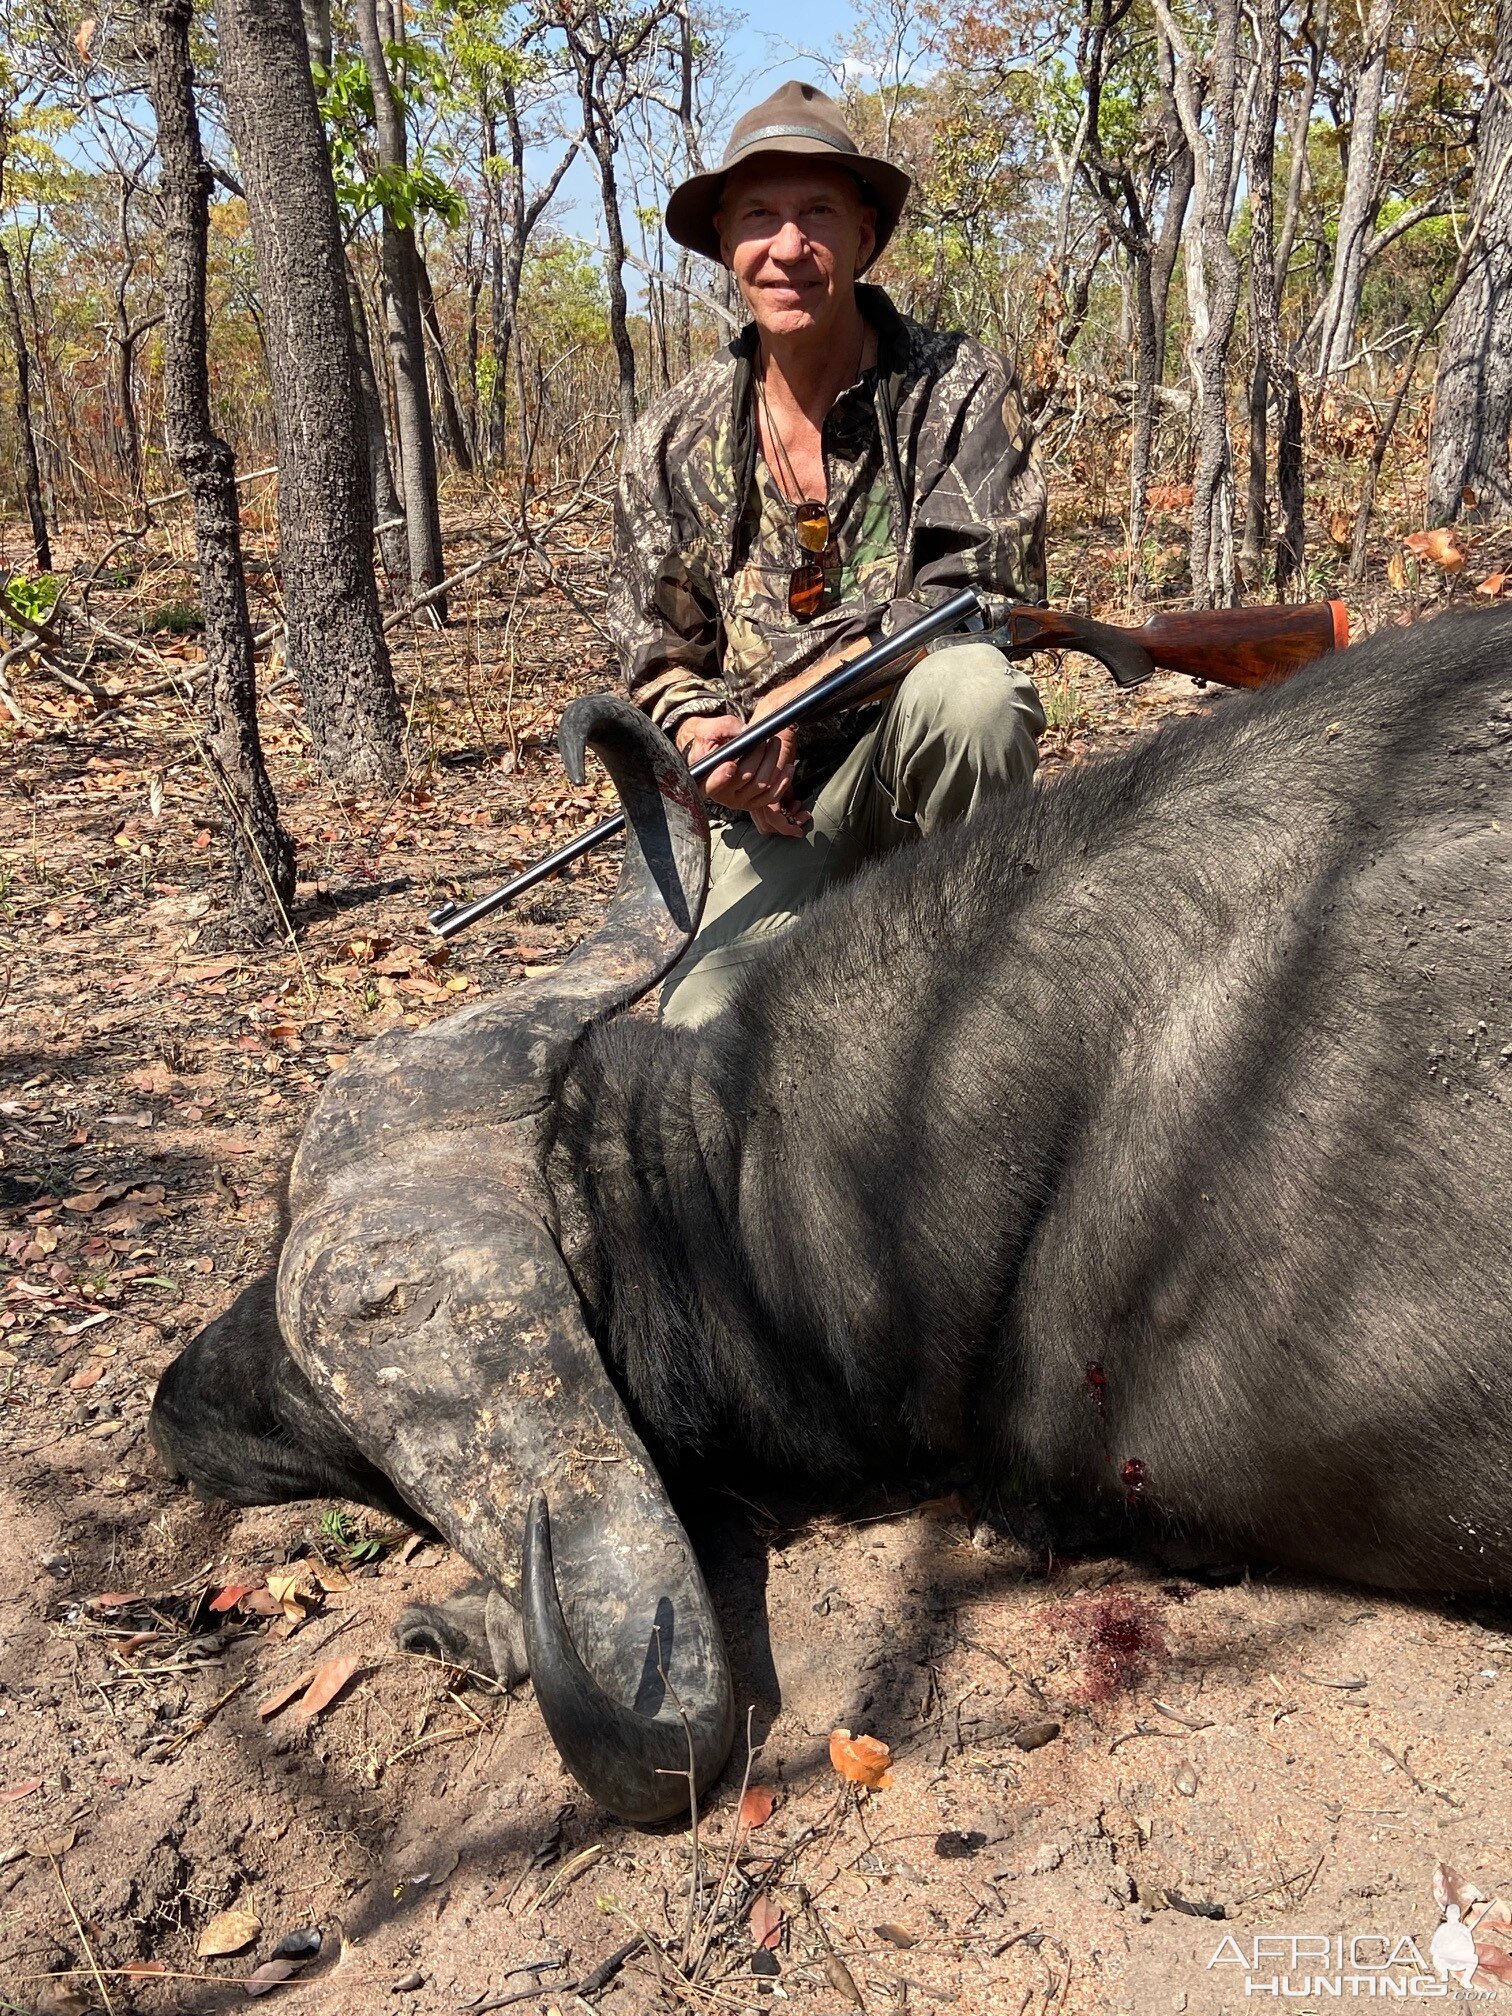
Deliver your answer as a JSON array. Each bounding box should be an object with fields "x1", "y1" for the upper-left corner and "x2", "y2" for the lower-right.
[{"x1": 660, "y1": 640, "x2": 1046, "y2": 1028}]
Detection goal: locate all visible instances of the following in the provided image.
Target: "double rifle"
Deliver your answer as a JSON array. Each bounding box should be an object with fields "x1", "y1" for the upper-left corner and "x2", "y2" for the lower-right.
[{"x1": 429, "y1": 589, "x2": 1350, "y2": 941}]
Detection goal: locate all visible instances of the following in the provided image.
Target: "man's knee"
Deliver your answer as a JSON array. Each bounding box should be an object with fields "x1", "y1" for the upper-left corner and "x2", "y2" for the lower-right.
[{"x1": 891, "y1": 642, "x2": 1044, "y2": 761}]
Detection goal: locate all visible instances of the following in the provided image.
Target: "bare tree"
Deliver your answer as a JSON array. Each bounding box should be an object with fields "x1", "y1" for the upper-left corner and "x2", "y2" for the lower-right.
[
  {"x1": 147, "y1": 0, "x2": 296, "y2": 938},
  {"x1": 0, "y1": 112, "x2": 50, "y2": 568},
  {"x1": 561, "y1": 2, "x2": 678, "y2": 437},
  {"x1": 217, "y1": 0, "x2": 406, "y2": 787},
  {"x1": 1428, "y1": 0, "x2": 1512, "y2": 520},
  {"x1": 353, "y1": 0, "x2": 446, "y2": 613}
]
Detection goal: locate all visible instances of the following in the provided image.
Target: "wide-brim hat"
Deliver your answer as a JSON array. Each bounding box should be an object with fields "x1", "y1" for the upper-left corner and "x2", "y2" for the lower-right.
[{"x1": 665, "y1": 80, "x2": 911, "y2": 272}]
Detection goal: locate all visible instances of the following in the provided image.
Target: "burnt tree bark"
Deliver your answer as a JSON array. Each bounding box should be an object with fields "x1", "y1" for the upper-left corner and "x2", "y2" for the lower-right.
[
  {"x1": 148, "y1": 0, "x2": 296, "y2": 938},
  {"x1": 352, "y1": 0, "x2": 446, "y2": 615},
  {"x1": 347, "y1": 265, "x2": 408, "y2": 588},
  {"x1": 0, "y1": 124, "x2": 50, "y2": 571},
  {"x1": 1428, "y1": 0, "x2": 1512, "y2": 522},
  {"x1": 217, "y1": 0, "x2": 405, "y2": 786}
]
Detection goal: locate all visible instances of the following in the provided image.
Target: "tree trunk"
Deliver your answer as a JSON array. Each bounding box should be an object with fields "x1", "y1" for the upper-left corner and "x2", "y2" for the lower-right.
[
  {"x1": 417, "y1": 251, "x2": 473, "y2": 472},
  {"x1": 353, "y1": 0, "x2": 446, "y2": 615},
  {"x1": 1242, "y1": 0, "x2": 1282, "y2": 585},
  {"x1": 110, "y1": 175, "x2": 144, "y2": 500},
  {"x1": 0, "y1": 131, "x2": 50, "y2": 571},
  {"x1": 216, "y1": 0, "x2": 405, "y2": 787},
  {"x1": 1158, "y1": 0, "x2": 1243, "y2": 605},
  {"x1": 1315, "y1": 0, "x2": 1394, "y2": 377},
  {"x1": 1150, "y1": 49, "x2": 1192, "y2": 386},
  {"x1": 579, "y1": 68, "x2": 637, "y2": 437},
  {"x1": 348, "y1": 263, "x2": 409, "y2": 588},
  {"x1": 148, "y1": 0, "x2": 296, "y2": 939},
  {"x1": 1428, "y1": 0, "x2": 1512, "y2": 521}
]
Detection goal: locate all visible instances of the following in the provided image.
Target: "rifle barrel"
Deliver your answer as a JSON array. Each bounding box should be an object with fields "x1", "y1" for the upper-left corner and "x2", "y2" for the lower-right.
[{"x1": 429, "y1": 587, "x2": 986, "y2": 939}]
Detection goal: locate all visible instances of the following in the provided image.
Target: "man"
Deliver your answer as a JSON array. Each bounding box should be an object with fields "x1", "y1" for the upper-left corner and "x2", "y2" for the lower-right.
[{"x1": 610, "y1": 80, "x2": 1047, "y2": 1027}]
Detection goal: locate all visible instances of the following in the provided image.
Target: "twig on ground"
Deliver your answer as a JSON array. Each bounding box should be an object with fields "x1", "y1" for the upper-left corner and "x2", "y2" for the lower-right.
[{"x1": 50, "y1": 1856, "x2": 116, "y2": 2016}]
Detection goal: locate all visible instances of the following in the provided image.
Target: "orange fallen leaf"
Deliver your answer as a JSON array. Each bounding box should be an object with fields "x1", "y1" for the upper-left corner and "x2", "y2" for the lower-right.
[
  {"x1": 67, "y1": 1361, "x2": 106, "y2": 1390},
  {"x1": 121, "y1": 1961, "x2": 167, "y2": 1977},
  {"x1": 1476, "y1": 571, "x2": 1507, "y2": 597},
  {"x1": 0, "y1": 1778, "x2": 43, "y2": 1801},
  {"x1": 1404, "y1": 527, "x2": 1465, "y2": 571},
  {"x1": 738, "y1": 1784, "x2": 776, "y2": 1830},
  {"x1": 210, "y1": 1582, "x2": 264, "y2": 1613},
  {"x1": 829, "y1": 1728, "x2": 894, "y2": 1789},
  {"x1": 1328, "y1": 509, "x2": 1353, "y2": 549},
  {"x1": 257, "y1": 1668, "x2": 317, "y2": 1720},
  {"x1": 1386, "y1": 552, "x2": 1409, "y2": 591},
  {"x1": 295, "y1": 1652, "x2": 363, "y2": 1722},
  {"x1": 1476, "y1": 1943, "x2": 1512, "y2": 1984}
]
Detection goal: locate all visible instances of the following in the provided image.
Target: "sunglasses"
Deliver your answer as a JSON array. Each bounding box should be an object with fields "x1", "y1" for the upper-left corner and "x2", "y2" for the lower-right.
[{"x1": 788, "y1": 500, "x2": 833, "y2": 620}]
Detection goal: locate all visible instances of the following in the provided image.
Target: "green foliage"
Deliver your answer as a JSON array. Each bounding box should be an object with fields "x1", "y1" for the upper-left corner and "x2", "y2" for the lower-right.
[
  {"x1": 2, "y1": 570, "x2": 58, "y2": 626},
  {"x1": 519, "y1": 239, "x2": 610, "y2": 349},
  {"x1": 143, "y1": 600, "x2": 202, "y2": 635},
  {"x1": 314, "y1": 50, "x2": 465, "y2": 232},
  {"x1": 318, "y1": 1505, "x2": 391, "y2": 1564}
]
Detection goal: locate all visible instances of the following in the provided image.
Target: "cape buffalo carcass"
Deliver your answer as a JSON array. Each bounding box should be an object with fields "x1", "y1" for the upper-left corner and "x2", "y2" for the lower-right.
[{"x1": 151, "y1": 607, "x2": 1511, "y2": 1823}]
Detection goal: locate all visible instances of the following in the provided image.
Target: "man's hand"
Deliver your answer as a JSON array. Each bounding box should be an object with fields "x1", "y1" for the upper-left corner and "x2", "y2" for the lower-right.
[{"x1": 676, "y1": 712, "x2": 811, "y2": 838}]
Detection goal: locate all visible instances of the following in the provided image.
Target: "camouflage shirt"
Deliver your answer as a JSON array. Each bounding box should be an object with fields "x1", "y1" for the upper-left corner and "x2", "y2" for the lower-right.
[{"x1": 610, "y1": 284, "x2": 1047, "y2": 745}]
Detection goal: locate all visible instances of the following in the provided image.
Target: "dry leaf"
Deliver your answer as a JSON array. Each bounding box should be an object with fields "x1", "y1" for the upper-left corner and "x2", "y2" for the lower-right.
[
  {"x1": 265, "y1": 1571, "x2": 313, "y2": 1622},
  {"x1": 1328, "y1": 509, "x2": 1353, "y2": 549},
  {"x1": 1477, "y1": 571, "x2": 1507, "y2": 597},
  {"x1": 74, "y1": 15, "x2": 96, "y2": 56},
  {"x1": 26, "y1": 1826, "x2": 77, "y2": 1858},
  {"x1": 738, "y1": 1784, "x2": 776, "y2": 1830},
  {"x1": 829, "y1": 1728, "x2": 893, "y2": 1789},
  {"x1": 1387, "y1": 552, "x2": 1409, "y2": 591},
  {"x1": 749, "y1": 1892, "x2": 783, "y2": 1951},
  {"x1": 1404, "y1": 527, "x2": 1465, "y2": 571},
  {"x1": 244, "y1": 1957, "x2": 301, "y2": 1997},
  {"x1": 1436, "y1": 1862, "x2": 1485, "y2": 1916},
  {"x1": 295, "y1": 1653, "x2": 363, "y2": 1722},
  {"x1": 875, "y1": 1922, "x2": 916, "y2": 1948},
  {"x1": 198, "y1": 1906, "x2": 262, "y2": 1958},
  {"x1": 822, "y1": 1954, "x2": 865, "y2": 2007},
  {"x1": 67, "y1": 1361, "x2": 105, "y2": 1390},
  {"x1": 0, "y1": 1778, "x2": 43, "y2": 1801},
  {"x1": 1476, "y1": 1944, "x2": 1512, "y2": 1984},
  {"x1": 257, "y1": 1668, "x2": 317, "y2": 1720},
  {"x1": 121, "y1": 1961, "x2": 167, "y2": 1977}
]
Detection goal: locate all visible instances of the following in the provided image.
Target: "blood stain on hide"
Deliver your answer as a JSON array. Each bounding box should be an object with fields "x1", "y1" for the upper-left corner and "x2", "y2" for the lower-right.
[
  {"x1": 1121, "y1": 1456, "x2": 1147, "y2": 1507},
  {"x1": 1085, "y1": 1361, "x2": 1108, "y2": 1419}
]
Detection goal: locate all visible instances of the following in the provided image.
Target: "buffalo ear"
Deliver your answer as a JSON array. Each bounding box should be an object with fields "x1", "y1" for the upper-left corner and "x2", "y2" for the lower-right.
[{"x1": 553, "y1": 696, "x2": 709, "y2": 1015}]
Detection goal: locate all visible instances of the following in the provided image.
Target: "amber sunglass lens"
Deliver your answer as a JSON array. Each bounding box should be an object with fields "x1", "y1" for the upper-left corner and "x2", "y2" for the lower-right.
[
  {"x1": 788, "y1": 562, "x2": 826, "y2": 620},
  {"x1": 794, "y1": 503, "x2": 830, "y2": 554}
]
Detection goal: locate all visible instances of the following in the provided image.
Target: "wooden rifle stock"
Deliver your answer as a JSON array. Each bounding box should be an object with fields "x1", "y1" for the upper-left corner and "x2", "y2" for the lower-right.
[{"x1": 998, "y1": 597, "x2": 1351, "y2": 690}]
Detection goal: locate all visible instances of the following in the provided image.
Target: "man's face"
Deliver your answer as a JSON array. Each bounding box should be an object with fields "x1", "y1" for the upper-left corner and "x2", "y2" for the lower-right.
[{"x1": 716, "y1": 161, "x2": 877, "y2": 341}]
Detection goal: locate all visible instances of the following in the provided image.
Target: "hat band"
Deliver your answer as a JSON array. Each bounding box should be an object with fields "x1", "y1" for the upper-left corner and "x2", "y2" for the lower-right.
[{"x1": 726, "y1": 121, "x2": 861, "y2": 164}]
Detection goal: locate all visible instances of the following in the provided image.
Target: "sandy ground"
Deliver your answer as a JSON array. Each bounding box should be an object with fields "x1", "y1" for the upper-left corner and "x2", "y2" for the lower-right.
[{"x1": 4, "y1": 515, "x2": 1512, "y2": 2016}]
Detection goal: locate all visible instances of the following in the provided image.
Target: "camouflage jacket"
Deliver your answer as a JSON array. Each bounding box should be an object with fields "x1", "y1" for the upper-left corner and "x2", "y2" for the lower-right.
[{"x1": 610, "y1": 285, "x2": 1047, "y2": 744}]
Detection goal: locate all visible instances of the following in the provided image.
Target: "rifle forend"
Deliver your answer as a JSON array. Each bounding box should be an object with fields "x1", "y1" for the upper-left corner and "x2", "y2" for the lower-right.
[{"x1": 990, "y1": 598, "x2": 1351, "y2": 689}]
